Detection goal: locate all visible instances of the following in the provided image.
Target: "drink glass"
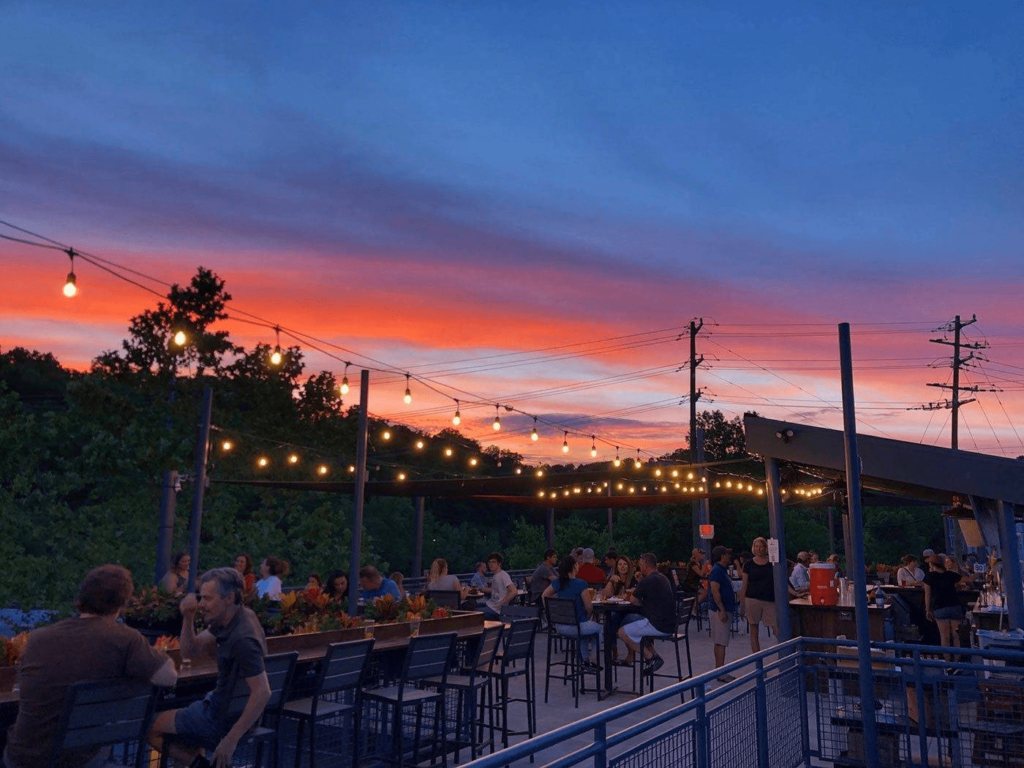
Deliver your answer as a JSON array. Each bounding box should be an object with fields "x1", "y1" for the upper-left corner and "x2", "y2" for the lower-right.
[
  {"x1": 409, "y1": 617, "x2": 421, "y2": 637},
  {"x1": 179, "y1": 655, "x2": 192, "y2": 673},
  {"x1": 363, "y1": 620, "x2": 375, "y2": 640}
]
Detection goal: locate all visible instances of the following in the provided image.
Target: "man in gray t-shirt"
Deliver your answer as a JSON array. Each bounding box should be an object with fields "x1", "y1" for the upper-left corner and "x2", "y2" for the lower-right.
[{"x1": 529, "y1": 549, "x2": 558, "y2": 603}]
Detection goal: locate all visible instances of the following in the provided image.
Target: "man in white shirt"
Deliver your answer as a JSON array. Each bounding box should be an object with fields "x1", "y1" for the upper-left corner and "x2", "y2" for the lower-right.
[{"x1": 482, "y1": 552, "x2": 517, "y2": 619}]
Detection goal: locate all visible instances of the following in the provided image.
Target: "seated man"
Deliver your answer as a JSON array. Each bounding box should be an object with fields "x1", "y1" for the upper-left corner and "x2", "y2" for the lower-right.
[
  {"x1": 469, "y1": 562, "x2": 488, "y2": 591},
  {"x1": 5, "y1": 565, "x2": 177, "y2": 768},
  {"x1": 358, "y1": 565, "x2": 402, "y2": 601},
  {"x1": 575, "y1": 548, "x2": 607, "y2": 584},
  {"x1": 617, "y1": 553, "x2": 674, "y2": 671},
  {"x1": 528, "y1": 549, "x2": 558, "y2": 604},
  {"x1": 481, "y1": 552, "x2": 517, "y2": 620},
  {"x1": 789, "y1": 551, "x2": 811, "y2": 597},
  {"x1": 150, "y1": 567, "x2": 269, "y2": 767}
]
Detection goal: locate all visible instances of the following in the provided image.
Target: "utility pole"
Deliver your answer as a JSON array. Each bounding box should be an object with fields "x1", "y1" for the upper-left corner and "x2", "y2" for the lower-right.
[
  {"x1": 924, "y1": 314, "x2": 989, "y2": 450},
  {"x1": 687, "y1": 319, "x2": 707, "y2": 553}
]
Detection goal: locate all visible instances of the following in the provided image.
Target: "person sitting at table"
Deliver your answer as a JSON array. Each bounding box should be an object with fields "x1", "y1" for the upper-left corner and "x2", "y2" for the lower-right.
[
  {"x1": 602, "y1": 555, "x2": 636, "y2": 663},
  {"x1": 305, "y1": 573, "x2": 322, "y2": 593},
  {"x1": 481, "y1": 552, "x2": 518, "y2": 619},
  {"x1": 323, "y1": 570, "x2": 348, "y2": 602},
  {"x1": 923, "y1": 553, "x2": 967, "y2": 650},
  {"x1": 162, "y1": 551, "x2": 191, "y2": 595},
  {"x1": 358, "y1": 565, "x2": 402, "y2": 601},
  {"x1": 682, "y1": 548, "x2": 708, "y2": 603},
  {"x1": 255, "y1": 556, "x2": 288, "y2": 601},
  {"x1": 234, "y1": 553, "x2": 256, "y2": 595},
  {"x1": 827, "y1": 553, "x2": 844, "y2": 578},
  {"x1": 542, "y1": 556, "x2": 601, "y2": 670},
  {"x1": 789, "y1": 551, "x2": 811, "y2": 597},
  {"x1": 149, "y1": 567, "x2": 269, "y2": 768},
  {"x1": 617, "y1": 553, "x2": 674, "y2": 671},
  {"x1": 897, "y1": 554, "x2": 925, "y2": 586},
  {"x1": 5, "y1": 565, "x2": 177, "y2": 768},
  {"x1": 427, "y1": 558, "x2": 468, "y2": 600},
  {"x1": 390, "y1": 571, "x2": 407, "y2": 599},
  {"x1": 576, "y1": 548, "x2": 607, "y2": 584},
  {"x1": 528, "y1": 549, "x2": 558, "y2": 604},
  {"x1": 469, "y1": 561, "x2": 488, "y2": 591},
  {"x1": 738, "y1": 537, "x2": 776, "y2": 654},
  {"x1": 602, "y1": 549, "x2": 618, "y2": 578}
]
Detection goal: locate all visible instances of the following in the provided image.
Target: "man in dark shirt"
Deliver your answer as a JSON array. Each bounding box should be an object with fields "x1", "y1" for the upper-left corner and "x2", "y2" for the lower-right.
[
  {"x1": 528, "y1": 549, "x2": 558, "y2": 603},
  {"x1": 708, "y1": 545, "x2": 738, "y2": 681},
  {"x1": 149, "y1": 567, "x2": 269, "y2": 768},
  {"x1": 5, "y1": 565, "x2": 177, "y2": 768},
  {"x1": 617, "y1": 552, "x2": 675, "y2": 671}
]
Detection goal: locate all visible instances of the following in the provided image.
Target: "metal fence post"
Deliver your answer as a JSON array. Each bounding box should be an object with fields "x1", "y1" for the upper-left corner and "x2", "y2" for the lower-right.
[
  {"x1": 594, "y1": 722, "x2": 608, "y2": 768},
  {"x1": 694, "y1": 682, "x2": 709, "y2": 767},
  {"x1": 755, "y1": 657, "x2": 769, "y2": 767}
]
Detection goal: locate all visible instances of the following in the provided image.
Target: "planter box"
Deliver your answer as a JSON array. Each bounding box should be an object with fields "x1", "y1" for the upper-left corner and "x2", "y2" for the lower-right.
[{"x1": 0, "y1": 665, "x2": 16, "y2": 693}]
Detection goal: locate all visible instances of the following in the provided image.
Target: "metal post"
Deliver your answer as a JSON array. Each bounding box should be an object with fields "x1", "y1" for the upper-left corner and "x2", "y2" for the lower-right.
[
  {"x1": 838, "y1": 322, "x2": 879, "y2": 768},
  {"x1": 155, "y1": 470, "x2": 178, "y2": 585},
  {"x1": 349, "y1": 370, "x2": 370, "y2": 617},
  {"x1": 754, "y1": 658, "x2": 770, "y2": 767},
  {"x1": 998, "y1": 501, "x2": 1024, "y2": 631},
  {"x1": 828, "y1": 507, "x2": 835, "y2": 556},
  {"x1": 412, "y1": 496, "x2": 425, "y2": 578},
  {"x1": 695, "y1": 427, "x2": 711, "y2": 562},
  {"x1": 546, "y1": 508, "x2": 555, "y2": 550},
  {"x1": 185, "y1": 387, "x2": 213, "y2": 592},
  {"x1": 689, "y1": 319, "x2": 703, "y2": 549},
  {"x1": 765, "y1": 456, "x2": 792, "y2": 642},
  {"x1": 607, "y1": 483, "x2": 614, "y2": 544},
  {"x1": 952, "y1": 315, "x2": 961, "y2": 450}
]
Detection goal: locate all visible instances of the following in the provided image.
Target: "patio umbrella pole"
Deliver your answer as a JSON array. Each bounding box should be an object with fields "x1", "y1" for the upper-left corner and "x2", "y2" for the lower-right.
[{"x1": 838, "y1": 322, "x2": 879, "y2": 768}]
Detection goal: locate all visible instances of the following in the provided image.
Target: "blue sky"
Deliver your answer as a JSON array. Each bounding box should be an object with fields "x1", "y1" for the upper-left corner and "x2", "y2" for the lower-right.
[{"x1": 2, "y1": 2, "x2": 1023, "y2": 460}]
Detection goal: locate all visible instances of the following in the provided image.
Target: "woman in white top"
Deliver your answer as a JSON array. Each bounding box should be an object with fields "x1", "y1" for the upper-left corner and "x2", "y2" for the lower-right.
[
  {"x1": 256, "y1": 556, "x2": 288, "y2": 600},
  {"x1": 896, "y1": 554, "x2": 925, "y2": 586}
]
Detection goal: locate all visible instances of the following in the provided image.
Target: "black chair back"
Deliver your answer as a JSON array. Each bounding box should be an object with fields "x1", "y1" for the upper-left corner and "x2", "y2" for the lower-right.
[
  {"x1": 677, "y1": 594, "x2": 697, "y2": 632},
  {"x1": 403, "y1": 632, "x2": 456, "y2": 685},
  {"x1": 226, "y1": 651, "x2": 299, "y2": 721},
  {"x1": 470, "y1": 624, "x2": 504, "y2": 675},
  {"x1": 319, "y1": 638, "x2": 374, "y2": 697},
  {"x1": 545, "y1": 597, "x2": 580, "y2": 628},
  {"x1": 426, "y1": 589, "x2": 462, "y2": 609},
  {"x1": 50, "y1": 679, "x2": 157, "y2": 767},
  {"x1": 501, "y1": 618, "x2": 539, "y2": 668}
]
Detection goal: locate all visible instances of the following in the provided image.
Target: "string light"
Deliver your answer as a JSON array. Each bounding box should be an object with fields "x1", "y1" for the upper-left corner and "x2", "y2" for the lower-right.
[
  {"x1": 349, "y1": 465, "x2": 356, "y2": 473},
  {"x1": 444, "y1": 447, "x2": 453, "y2": 457},
  {"x1": 403, "y1": 374, "x2": 412, "y2": 404},
  {"x1": 515, "y1": 467, "x2": 522, "y2": 475},
  {"x1": 469, "y1": 457, "x2": 478, "y2": 467},
  {"x1": 452, "y1": 400, "x2": 461, "y2": 426},
  {"x1": 318, "y1": 465, "x2": 328, "y2": 475},
  {"x1": 415, "y1": 439, "x2": 424, "y2": 450},
  {"x1": 654, "y1": 468, "x2": 662, "y2": 477},
  {"x1": 590, "y1": 436, "x2": 597, "y2": 458},
  {"x1": 340, "y1": 363, "x2": 350, "y2": 395},
  {"x1": 397, "y1": 472, "x2": 406, "y2": 481},
  {"x1": 257, "y1": 457, "x2": 269, "y2": 468},
  {"x1": 634, "y1": 449, "x2": 642, "y2": 469},
  {"x1": 269, "y1": 327, "x2": 283, "y2": 366},
  {"x1": 613, "y1": 448, "x2": 621, "y2": 467},
  {"x1": 62, "y1": 249, "x2": 77, "y2": 297},
  {"x1": 288, "y1": 454, "x2": 299, "y2": 464},
  {"x1": 382, "y1": 430, "x2": 391, "y2": 441},
  {"x1": 173, "y1": 330, "x2": 187, "y2": 346},
  {"x1": 531, "y1": 417, "x2": 538, "y2": 442},
  {"x1": 562, "y1": 431, "x2": 569, "y2": 453},
  {"x1": 221, "y1": 440, "x2": 233, "y2": 451},
  {"x1": 492, "y1": 405, "x2": 501, "y2": 431}
]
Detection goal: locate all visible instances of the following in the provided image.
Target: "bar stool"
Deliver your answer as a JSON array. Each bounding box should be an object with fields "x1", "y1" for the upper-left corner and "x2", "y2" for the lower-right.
[
  {"x1": 482, "y1": 618, "x2": 538, "y2": 751},
  {"x1": 543, "y1": 597, "x2": 601, "y2": 707}
]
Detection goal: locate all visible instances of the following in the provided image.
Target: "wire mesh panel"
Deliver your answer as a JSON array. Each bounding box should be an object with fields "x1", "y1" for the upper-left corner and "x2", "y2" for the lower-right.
[
  {"x1": 765, "y1": 667, "x2": 804, "y2": 768},
  {"x1": 609, "y1": 722, "x2": 696, "y2": 768},
  {"x1": 954, "y1": 675, "x2": 1024, "y2": 767},
  {"x1": 707, "y1": 687, "x2": 758, "y2": 767}
]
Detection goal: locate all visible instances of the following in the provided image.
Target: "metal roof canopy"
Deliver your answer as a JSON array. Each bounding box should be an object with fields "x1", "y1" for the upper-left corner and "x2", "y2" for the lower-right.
[{"x1": 744, "y1": 415, "x2": 1024, "y2": 508}]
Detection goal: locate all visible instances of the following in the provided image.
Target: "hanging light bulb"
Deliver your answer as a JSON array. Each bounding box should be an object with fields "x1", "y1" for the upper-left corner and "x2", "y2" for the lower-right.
[
  {"x1": 269, "y1": 327, "x2": 283, "y2": 366},
  {"x1": 397, "y1": 472, "x2": 406, "y2": 481},
  {"x1": 415, "y1": 440, "x2": 424, "y2": 450},
  {"x1": 469, "y1": 457, "x2": 478, "y2": 467},
  {"x1": 444, "y1": 447, "x2": 453, "y2": 457},
  {"x1": 613, "y1": 448, "x2": 621, "y2": 468},
  {"x1": 634, "y1": 450, "x2": 642, "y2": 469},
  {"x1": 222, "y1": 440, "x2": 233, "y2": 451},
  {"x1": 531, "y1": 417, "x2": 539, "y2": 441},
  {"x1": 515, "y1": 467, "x2": 522, "y2": 475},
  {"x1": 492, "y1": 405, "x2": 501, "y2": 431},
  {"x1": 590, "y1": 436, "x2": 597, "y2": 458},
  {"x1": 318, "y1": 465, "x2": 329, "y2": 475},
  {"x1": 403, "y1": 374, "x2": 412, "y2": 404},
  {"x1": 173, "y1": 330, "x2": 187, "y2": 346},
  {"x1": 257, "y1": 457, "x2": 269, "y2": 468},
  {"x1": 382, "y1": 430, "x2": 391, "y2": 441},
  {"x1": 340, "y1": 363, "x2": 350, "y2": 395},
  {"x1": 288, "y1": 454, "x2": 299, "y2": 464},
  {"x1": 349, "y1": 465, "x2": 356, "y2": 473},
  {"x1": 62, "y1": 249, "x2": 77, "y2": 297},
  {"x1": 562, "y1": 431, "x2": 569, "y2": 453},
  {"x1": 452, "y1": 400, "x2": 461, "y2": 426}
]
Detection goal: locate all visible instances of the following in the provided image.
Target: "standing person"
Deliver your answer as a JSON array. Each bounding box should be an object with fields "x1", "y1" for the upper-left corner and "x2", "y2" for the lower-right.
[
  {"x1": 897, "y1": 555, "x2": 925, "y2": 586},
  {"x1": 617, "y1": 553, "x2": 674, "y2": 670},
  {"x1": 708, "y1": 545, "x2": 738, "y2": 681},
  {"x1": 234, "y1": 554, "x2": 255, "y2": 594},
  {"x1": 789, "y1": 552, "x2": 811, "y2": 597},
  {"x1": 576, "y1": 548, "x2": 606, "y2": 584},
  {"x1": 923, "y1": 553, "x2": 966, "y2": 650},
  {"x1": 920, "y1": 548, "x2": 935, "y2": 574},
  {"x1": 827, "y1": 554, "x2": 844, "y2": 579},
  {"x1": 738, "y1": 538, "x2": 776, "y2": 654},
  {"x1": 541, "y1": 556, "x2": 601, "y2": 668},
  {"x1": 162, "y1": 552, "x2": 191, "y2": 595},
  {"x1": 481, "y1": 552, "x2": 517, "y2": 620},
  {"x1": 255, "y1": 556, "x2": 288, "y2": 600},
  {"x1": 357, "y1": 566, "x2": 401, "y2": 601},
  {"x1": 150, "y1": 567, "x2": 269, "y2": 767},
  {"x1": 5, "y1": 565, "x2": 177, "y2": 768},
  {"x1": 528, "y1": 549, "x2": 558, "y2": 604}
]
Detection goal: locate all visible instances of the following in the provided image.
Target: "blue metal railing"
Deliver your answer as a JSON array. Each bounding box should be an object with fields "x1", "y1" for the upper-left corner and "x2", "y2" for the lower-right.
[{"x1": 463, "y1": 636, "x2": 1024, "y2": 768}]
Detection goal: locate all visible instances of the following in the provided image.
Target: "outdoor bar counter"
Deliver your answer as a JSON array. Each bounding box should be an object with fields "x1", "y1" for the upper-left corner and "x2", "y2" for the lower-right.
[{"x1": 789, "y1": 597, "x2": 892, "y2": 643}]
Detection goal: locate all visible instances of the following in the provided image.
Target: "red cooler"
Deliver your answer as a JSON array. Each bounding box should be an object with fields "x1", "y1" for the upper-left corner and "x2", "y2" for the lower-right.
[{"x1": 809, "y1": 563, "x2": 838, "y2": 606}]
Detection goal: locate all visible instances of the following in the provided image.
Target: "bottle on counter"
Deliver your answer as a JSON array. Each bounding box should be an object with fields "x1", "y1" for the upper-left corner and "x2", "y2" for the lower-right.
[{"x1": 875, "y1": 588, "x2": 886, "y2": 608}]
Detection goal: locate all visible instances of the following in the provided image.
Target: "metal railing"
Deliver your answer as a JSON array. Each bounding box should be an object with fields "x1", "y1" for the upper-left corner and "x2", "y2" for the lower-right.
[{"x1": 463, "y1": 637, "x2": 1024, "y2": 768}]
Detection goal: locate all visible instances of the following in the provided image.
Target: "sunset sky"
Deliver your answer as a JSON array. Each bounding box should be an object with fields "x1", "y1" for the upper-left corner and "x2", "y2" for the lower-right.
[{"x1": 2, "y1": 3, "x2": 1023, "y2": 464}]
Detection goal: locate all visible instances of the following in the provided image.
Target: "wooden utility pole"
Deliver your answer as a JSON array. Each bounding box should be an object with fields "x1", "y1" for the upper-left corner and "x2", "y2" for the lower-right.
[
  {"x1": 688, "y1": 319, "x2": 707, "y2": 553},
  {"x1": 924, "y1": 314, "x2": 988, "y2": 450}
]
